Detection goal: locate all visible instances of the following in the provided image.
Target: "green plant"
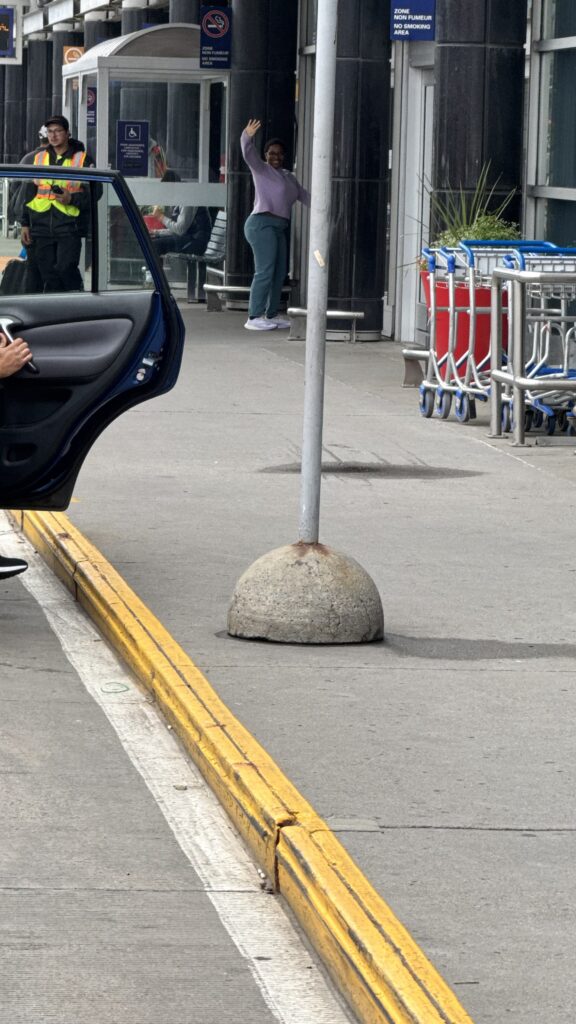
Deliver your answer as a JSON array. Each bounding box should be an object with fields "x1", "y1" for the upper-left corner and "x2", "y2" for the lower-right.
[{"x1": 428, "y1": 162, "x2": 521, "y2": 248}]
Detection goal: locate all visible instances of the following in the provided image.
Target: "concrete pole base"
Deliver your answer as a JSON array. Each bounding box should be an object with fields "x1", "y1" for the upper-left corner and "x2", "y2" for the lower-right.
[{"x1": 227, "y1": 542, "x2": 384, "y2": 644}]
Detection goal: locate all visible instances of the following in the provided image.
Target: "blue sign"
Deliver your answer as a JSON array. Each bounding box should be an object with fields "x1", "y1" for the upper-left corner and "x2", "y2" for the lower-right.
[
  {"x1": 87, "y1": 86, "x2": 97, "y2": 129},
  {"x1": 0, "y1": 7, "x2": 16, "y2": 59},
  {"x1": 390, "y1": 1, "x2": 435, "y2": 40},
  {"x1": 200, "y1": 5, "x2": 232, "y2": 69},
  {"x1": 116, "y1": 120, "x2": 149, "y2": 177}
]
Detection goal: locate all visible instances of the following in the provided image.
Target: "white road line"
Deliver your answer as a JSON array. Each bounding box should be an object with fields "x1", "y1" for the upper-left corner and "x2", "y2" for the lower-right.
[{"x1": 1, "y1": 513, "x2": 353, "y2": 1024}]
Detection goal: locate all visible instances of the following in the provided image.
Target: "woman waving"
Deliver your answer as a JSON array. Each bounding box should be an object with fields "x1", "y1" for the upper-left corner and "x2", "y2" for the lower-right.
[{"x1": 241, "y1": 119, "x2": 310, "y2": 331}]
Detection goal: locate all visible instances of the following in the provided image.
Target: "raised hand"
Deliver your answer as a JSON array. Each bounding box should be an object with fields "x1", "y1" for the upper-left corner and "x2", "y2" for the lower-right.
[{"x1": 244, "y1": 119, "x2": 262, "y2": 138}]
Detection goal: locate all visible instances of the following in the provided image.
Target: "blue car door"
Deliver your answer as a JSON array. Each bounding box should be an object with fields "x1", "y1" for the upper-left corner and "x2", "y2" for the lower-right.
[{"x1": 0, "y1": 166, "x2": 185, "y2": 510}]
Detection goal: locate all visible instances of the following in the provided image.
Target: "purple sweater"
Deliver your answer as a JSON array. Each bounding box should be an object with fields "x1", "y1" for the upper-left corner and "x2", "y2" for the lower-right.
[{"x1": 241, "y1": 131, "x2": 310, "y2": 220}]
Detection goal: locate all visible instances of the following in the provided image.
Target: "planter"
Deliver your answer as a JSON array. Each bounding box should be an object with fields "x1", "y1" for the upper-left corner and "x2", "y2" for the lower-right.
[{"x1": 420, "y1": 270, "x2": 508, "y2": 368}]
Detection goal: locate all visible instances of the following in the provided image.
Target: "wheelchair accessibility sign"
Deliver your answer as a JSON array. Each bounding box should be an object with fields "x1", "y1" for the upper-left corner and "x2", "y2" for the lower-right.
[
  {"x1": 116, "y1": 120, "x2": 149, "y2": 177},
  {"x1": 200, "y1": 5, "x2": 232, "y2": 68}
]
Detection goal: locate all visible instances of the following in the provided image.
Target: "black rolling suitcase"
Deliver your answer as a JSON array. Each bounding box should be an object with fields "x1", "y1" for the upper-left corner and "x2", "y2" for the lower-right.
[{"x1": 0, "y1": 258, "x2": 40, "y2": 295}]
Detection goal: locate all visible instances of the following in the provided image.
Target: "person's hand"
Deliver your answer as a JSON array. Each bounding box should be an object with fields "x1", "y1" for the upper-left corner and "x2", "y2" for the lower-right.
[
  {"x1": 21, "y1": 226, "x2": 31, "y2": 246},
  {"x1": 244, "y1": 119, "x2": 261, "y2": 138},
  {"x1": 152, "y1": 205, "x2": 164, "y2": 218},
  {"x1": 0, "y1": 333, "x2": 32, "y2": 378}
]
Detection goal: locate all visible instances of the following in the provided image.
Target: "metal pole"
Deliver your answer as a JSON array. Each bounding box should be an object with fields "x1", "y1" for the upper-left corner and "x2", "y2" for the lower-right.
[
  {"x1": 512, "y1": 278, "x2": 526, "y2": 446},
  {"x1": 298, "y1": 0, "x2": 338, "y2": 543},
  {"x1": 489, "y1": 275, "x2": 503, "y2": 436}
]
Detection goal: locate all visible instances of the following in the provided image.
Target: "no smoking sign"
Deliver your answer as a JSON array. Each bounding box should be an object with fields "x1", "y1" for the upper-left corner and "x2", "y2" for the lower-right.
[
  {"x1": 200, "y1": 5, "x2": 232, "y2": 68},
  {"x1": 201, "y1": 9, "x2": 229, "y2": 38}
]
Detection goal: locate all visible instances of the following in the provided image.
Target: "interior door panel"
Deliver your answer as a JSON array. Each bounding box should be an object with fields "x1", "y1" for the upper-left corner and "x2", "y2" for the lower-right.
[
  {"x1": 15, "y1": 317, "x2": 134, "y2": 379},
  {"x1": 0, "y1": 167, "x2": 185, "y2": 510}
]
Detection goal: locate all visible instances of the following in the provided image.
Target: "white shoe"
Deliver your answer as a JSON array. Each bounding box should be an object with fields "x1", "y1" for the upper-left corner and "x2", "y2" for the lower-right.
[
  {"x1": 244, "y1": 317, "x2": 278, "y2": 331},
  {"x1": 265, "y1": 315, "x2": 291, "y2": 329}
]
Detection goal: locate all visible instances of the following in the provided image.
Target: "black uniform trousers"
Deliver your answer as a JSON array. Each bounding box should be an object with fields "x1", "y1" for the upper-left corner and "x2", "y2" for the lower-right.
[{"x1": 29, "y1": 233, "x2": 83, "y2": 293}]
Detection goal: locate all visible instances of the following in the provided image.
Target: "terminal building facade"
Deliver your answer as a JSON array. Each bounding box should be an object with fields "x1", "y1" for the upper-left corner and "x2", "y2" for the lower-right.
[{"x1": 0, "y1": 0, "x2": 572, "y2": 341}]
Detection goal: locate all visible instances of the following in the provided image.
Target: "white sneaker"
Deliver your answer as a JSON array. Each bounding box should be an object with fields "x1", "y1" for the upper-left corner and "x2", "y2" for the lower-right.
[
  {"x1": 265, "y1": 315, "x2": 291, "y2": 329},
  {"x1": 244, "y1": 317, "x2": 278, "y2": 331}
]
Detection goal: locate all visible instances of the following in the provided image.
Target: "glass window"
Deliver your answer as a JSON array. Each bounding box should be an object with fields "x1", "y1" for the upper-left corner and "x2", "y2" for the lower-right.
[
  {"x1": 1, "y1": 175, "x2": 152, "y2": 295},
  {"x1": 305, "y1": 0, "x2": 317, "y2": 44},
  {"x1": 108, "y1": 80, "x2": 201, "y2": 181},
  {"x1": 537, "y1": 50, "x2": 576, "y2": 187},
  {"x1": 541, "y1": 199, "x2": 576, "y2": 246},
  {"x1": 541, "y1": 0, "x2": 576, "y2": 39}
]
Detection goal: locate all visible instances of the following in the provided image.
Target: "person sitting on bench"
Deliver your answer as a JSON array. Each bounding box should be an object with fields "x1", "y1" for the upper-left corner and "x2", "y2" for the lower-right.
[{"x1": 148, "y1": 169, "x2": 212, "y2": 258}]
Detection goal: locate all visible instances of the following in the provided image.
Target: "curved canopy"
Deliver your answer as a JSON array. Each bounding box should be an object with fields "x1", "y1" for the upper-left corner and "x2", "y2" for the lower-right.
[{"x1": 64, "y1": 23, "x2": 200, "y2": 75}]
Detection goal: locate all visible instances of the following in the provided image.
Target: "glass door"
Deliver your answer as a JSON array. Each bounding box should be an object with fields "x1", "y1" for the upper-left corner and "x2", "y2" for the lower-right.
[{"x1": 392, "y1": 58, "x2": 434, "y2": 345}]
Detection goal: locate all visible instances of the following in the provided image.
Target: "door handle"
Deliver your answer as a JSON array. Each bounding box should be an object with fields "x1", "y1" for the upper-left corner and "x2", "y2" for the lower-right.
[{"x1": 0, "y1": 318, "x2": 39, "y2": 375}]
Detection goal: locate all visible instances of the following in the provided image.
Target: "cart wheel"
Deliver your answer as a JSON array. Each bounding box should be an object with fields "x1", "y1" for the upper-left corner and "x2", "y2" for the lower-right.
[
  {"x1": 566, "y1": 424, "x2": 576, "y2": 438},
  {"x1": 557, "y1": 410, "x2": 567, "y2": 431},
  {"x1": 531, "y1": 409, "x2": 544, "y2": 429},
  {"x1": 419, "y1": 387, "x2": 434, "y2": 418},
  {"x1": 501, "y1": 404, "x2": 512, "y2": 433},
  {"x1": 544, "y1": 414, "x2": 556, "y2": 436},
  {"x1": 454, "y1": 394, "x2": 471, "y2": 423},
  {"x1": 469, "y1": 399, "x2": 477, "y2": 420},
  {"x1": 436, "y1": 391, "x2": 452, "y2": 419},
  {"x1": 511, "y1": 407, "x2": 535, "y2": 433}
]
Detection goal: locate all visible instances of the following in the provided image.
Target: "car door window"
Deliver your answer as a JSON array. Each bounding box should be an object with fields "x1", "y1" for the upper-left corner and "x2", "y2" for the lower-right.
[
  {"x1": 3, "y1": 175, "x2": 156, "y2": 295},
  {"x1": 0, "y1": 167, "x2": 184, "y2": 510}
]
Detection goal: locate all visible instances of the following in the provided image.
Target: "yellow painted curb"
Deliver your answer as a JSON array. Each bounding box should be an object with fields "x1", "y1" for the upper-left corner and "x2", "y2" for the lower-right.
[{"x1": 11, "y1": 508, "x2": 476, "y2": 1024}]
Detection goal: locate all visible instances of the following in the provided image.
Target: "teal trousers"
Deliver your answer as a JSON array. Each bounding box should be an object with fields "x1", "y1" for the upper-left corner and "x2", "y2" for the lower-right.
[{"x1": 244, "y1": 213, "x2": 289, "y2": 318}]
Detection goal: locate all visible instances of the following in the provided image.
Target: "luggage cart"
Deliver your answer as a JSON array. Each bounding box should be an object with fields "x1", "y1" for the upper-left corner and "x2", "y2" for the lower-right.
[
  {"x1": 452, "y1": 241, "x2": 559, "y2": 422},
  {"x1": 491, "y1": 265, "x2": 576, "y2": 444},
  {"x1": 450, "y1": 241, "x2": 515, "y2": 420},
  {"x1": 497, "y1": 248, "x2": 576, "y2": 434},
  {"x1": 418, "y1": 240, "x2": 554, "y2": 422},
  {"x1": 418, "y1": 246, "x2": 466, "y2": 419}
]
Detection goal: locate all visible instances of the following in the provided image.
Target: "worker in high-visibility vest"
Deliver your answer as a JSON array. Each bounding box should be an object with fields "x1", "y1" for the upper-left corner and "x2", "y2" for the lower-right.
[{"x1": 20, "y1": 115, "x2": 95, "y2": 293}]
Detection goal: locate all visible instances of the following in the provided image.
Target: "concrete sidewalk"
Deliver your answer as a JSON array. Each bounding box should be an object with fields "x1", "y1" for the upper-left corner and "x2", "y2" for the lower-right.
[{"x1": 28, "y1": 304, "x2": 576, "y2": 1024}]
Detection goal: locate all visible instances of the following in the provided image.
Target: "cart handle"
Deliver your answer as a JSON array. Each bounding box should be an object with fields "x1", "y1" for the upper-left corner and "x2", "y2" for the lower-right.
[
  {"x1": 505, "y1": 245, "x2": 576, "y2": 270},
  {"x1": 421, "y1": 246, "x2": 436, "y2": 272},
  {"x1": 459, "y1": 239, "x2": 557, "y2": 268}
]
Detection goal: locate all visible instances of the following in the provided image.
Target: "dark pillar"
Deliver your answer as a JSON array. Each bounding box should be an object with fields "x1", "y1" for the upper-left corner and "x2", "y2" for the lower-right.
[
  {"x1": 26, "y1": 38, "x2": 53, "y2": 156},
  {"x1": 121, "y1": 4, "x2": 146, "y2": 35},
  {"x1": 83, "y1": 16, "x2": 121, "y2": 159},
  {"x1": 433, "y1": 0, "x2": 528, "y2": 224},
  {"x1": 326, "y1": 0, "x2": 391, "y2": 334},
  {"x1": 167, "y1": 0, "x2": 200, "y2": 178},
  {"x1": 51, "y1": 27, "x2": 84, "y2": 113},
  {"x1": 169, "y1": 0, "x2": 199, "y2": 20},
  {"x1": 5, "y1": 50, "x2": 27, "y2": 161},
  {"x1": 117, "y1": 6, "x2": 168, "y2": 167},
  {"x1": 84, "y1": 14, "x2": 121, "y2": 51},
  {"x1": 227, "y1": 0, "x2": 298, "y2": 289}
]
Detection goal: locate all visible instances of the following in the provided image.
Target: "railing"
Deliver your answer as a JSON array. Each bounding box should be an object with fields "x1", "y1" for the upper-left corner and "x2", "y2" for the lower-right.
[{"x1": 490, "y1": 266, "x2": 576, "y2": 445}]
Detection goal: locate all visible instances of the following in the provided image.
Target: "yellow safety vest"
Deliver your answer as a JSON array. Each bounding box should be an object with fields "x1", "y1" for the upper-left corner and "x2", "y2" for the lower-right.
[{"x1": 27, "y1": 149, "x2": 88, "y2": 217}]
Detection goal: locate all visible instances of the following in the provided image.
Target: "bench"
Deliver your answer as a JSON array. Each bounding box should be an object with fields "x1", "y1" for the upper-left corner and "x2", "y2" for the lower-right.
[
  {"x1": 287, "y1": 306, "x2": 365, "y2": 343},
  {"x1": 203, "y1": 281, "x2": 292, "y2": 313},
  {"x1": 163, "y1": 209, "x2": 227, "y2": 303},
  {"x1": 401, "y1": 347, "x2": 429, "y2": 387}
]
